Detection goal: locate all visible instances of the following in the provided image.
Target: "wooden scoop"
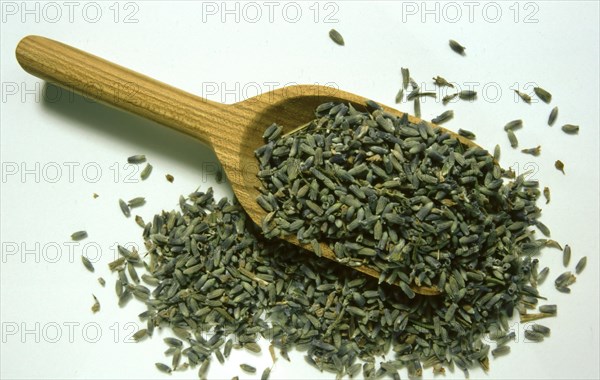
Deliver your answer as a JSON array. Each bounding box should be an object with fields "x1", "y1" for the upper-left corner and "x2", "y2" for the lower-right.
[{"x1": 17, "y1": 36, "x2": 475, "y2": 295}]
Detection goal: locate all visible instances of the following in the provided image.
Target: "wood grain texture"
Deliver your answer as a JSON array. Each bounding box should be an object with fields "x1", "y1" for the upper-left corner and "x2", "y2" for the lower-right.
[{"x1": 16, "y1": 35, "x2": 479, "y2": 296}]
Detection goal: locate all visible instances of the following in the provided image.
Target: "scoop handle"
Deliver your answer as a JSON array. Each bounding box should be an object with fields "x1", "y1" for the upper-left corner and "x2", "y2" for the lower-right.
[{"x1": 15, "y1": 35, "x2": 224, "y2": 145}]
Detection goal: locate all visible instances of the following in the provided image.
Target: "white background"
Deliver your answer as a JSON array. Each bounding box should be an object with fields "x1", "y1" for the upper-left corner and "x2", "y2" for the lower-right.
[{"x1": 1, "y1": 1, "x2": 599, "y2": 379}]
